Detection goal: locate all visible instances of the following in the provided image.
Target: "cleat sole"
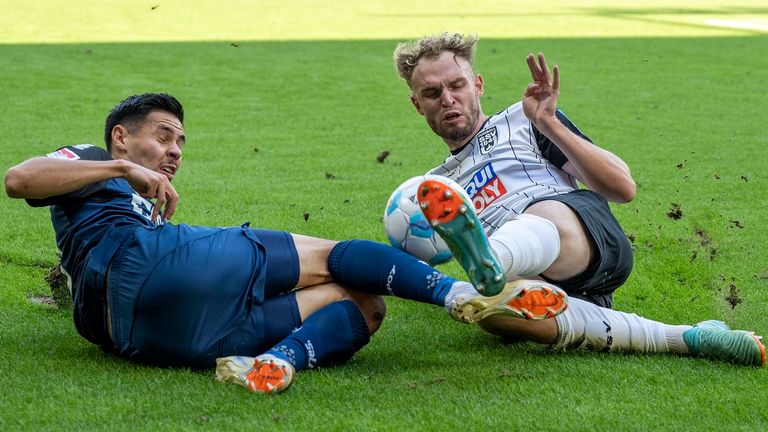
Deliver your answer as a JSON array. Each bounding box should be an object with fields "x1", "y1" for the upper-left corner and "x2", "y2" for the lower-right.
[
  {"x1": 453, "y1": 280, "x2": 568, "y2": 323},
  {"x1": 417, "y1": 177, "x2": 505, "y2": 295},
  {"x1": 752, "y1": 334, "x2": 767, "y2": 367}
]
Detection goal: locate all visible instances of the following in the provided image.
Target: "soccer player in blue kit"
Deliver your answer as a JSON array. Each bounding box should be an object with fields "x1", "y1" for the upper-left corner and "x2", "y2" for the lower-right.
[
  {"x1": 4, "y1": 93, "x2": 569, "y2": 394},
  {"x1": 393, "y1": 32, "x2": 765, "y2": 367}
]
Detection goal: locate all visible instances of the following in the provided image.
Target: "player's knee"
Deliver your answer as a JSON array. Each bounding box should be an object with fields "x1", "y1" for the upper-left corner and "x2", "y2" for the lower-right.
[{"x1": 350, "y1": 294, "x2": 387, "y2": 335}]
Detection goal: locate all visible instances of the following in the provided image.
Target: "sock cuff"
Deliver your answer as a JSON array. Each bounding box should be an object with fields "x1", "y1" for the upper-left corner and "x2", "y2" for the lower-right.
[
  {"x1": 338, "y1": 299, "x2": 371, "y2": 350},
  {"x1": 328, "y1": 240, "x2": 355, "y2": 278},
  {"x1": 552, "y1": 311, "x2": 572, "y2": 350}
]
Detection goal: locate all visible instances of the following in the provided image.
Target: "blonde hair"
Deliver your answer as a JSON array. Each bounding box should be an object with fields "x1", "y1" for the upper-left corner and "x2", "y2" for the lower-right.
[{"x1": 393, "y1": 32, "x2": 478, "y2": 88}]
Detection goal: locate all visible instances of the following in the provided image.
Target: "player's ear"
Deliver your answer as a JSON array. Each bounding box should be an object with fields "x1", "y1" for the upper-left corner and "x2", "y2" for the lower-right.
[
  {"x1": 111, "y1": 125, "x2": 129, "y2": 155},
  {"x1": 475, "y1": 74, "x2": 484, "y2": 97},
  {"x1": 410, "y1": 95, "x2": 424, "y2": 116}
]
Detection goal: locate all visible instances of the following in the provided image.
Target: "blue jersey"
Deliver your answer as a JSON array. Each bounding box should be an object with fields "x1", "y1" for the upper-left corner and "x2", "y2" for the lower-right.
[
  {"x1": 27, "y1": 145, "x2": 162, "y2": 345},
  {"x1": 26, "y1": 145, "x2": 303, "y2": 366}
]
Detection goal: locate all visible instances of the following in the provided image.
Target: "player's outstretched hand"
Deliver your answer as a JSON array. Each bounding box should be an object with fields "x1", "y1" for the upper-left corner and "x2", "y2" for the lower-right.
[
  {"x1": 124, "y1": 162, "x2": 178, "y2": 221},
  {"x1": 522, "y1": 52, "x2": 560, "y2": 127}
]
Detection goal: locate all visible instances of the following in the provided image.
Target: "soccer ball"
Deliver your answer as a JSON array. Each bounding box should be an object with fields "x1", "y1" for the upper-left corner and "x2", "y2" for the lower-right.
[{"x1": 384, "y1": 176, "x2": 453, "y2": 266}]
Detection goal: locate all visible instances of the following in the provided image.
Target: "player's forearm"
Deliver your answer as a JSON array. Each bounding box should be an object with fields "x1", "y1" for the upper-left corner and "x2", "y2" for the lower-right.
[
  {"x1": 537, "y1": 118, "x2": 636, "y2": 203},
  {"x1": 4, "y1": 157, "x2": 129, "y2": 199}
]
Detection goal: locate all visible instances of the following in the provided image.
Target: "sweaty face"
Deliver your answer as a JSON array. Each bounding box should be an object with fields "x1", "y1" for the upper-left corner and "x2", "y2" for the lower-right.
[
  {"x1": 119, "y1": 110, "x2": 185, "y2": 181},
  {"x1": 409, "y1": 51, "x2": 485, "y2": 150}
]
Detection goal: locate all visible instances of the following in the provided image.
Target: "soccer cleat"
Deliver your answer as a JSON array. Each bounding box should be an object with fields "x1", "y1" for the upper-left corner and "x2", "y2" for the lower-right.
[
  {"x1": 682, "y1": 320, "x2": 766, "y2": 367},
  {"x1": 215, "y1": 354, "x2": 296, "y2": 393},
  {"x1": 451, "y1": 279, "x2": 568, "y2": 324},
  {"x1": 417, "y1": 176, "x2": 505, "y2": 296}
]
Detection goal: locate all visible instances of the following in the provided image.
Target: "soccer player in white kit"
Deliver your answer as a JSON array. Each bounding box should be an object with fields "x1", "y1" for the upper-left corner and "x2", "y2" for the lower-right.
[{"x1": 393, "y1": 33, "x2": 765, "y2": 367}]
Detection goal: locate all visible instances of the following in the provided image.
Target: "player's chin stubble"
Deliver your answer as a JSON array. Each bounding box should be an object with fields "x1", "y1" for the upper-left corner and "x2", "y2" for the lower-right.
[{"x1": 429, "y1": 107, "x2": 480, "y2": 144}]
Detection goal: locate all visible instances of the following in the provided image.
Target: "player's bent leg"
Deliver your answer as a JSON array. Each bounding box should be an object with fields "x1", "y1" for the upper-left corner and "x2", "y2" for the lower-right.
[
  {"x1": 291, "y1": 233, "x2": 338, "y2": 288},
  {"x1": 477, "y1": 315, "x2": 559, "y2": 344},
  {"x1": 488, "y1": 214, "x2": 561, "y2": 279},
  {"x1": 294, "y1": 282, "x2": 386, "y2": 335},
  {"x1": 417, "y1": 176, "x2": 505, "y2": 295},
  {"x1": 217, "y1": 298, "x2": 371, "y2": 394},
  {"x1": 451, "y1": 279, "x2": 568, "y2": 324},
  {"x1": 327, "y1": 239, "x2": 468, "y2": 312},
  {"x1": 524, "y1": 200, "x2": 594, "y2": 282}
]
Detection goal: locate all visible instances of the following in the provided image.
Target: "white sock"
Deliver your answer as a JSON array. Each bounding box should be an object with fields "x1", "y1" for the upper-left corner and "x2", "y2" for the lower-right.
[
  {"x1": 488, "y1": 214, "x2": 560, "y2": 278},
  {"x1": 443, "y1": 281, "x2": 480, "y2": 313},
  {"x1": 552, "y1": 297, "x2": 692, "y2": 354}
]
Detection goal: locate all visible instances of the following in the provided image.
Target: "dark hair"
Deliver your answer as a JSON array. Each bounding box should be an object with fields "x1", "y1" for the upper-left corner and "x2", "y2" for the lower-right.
[{"x1": 104, "y1": 93, "x2": 184, "y2": 151}]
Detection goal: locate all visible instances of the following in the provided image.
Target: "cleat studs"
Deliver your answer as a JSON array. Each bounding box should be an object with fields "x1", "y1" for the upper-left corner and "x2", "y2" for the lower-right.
[
  {"x1": 430, "y1": 220, "x2": 440, "y2": 227},
  {"x1": 482, "y1": 259, "x2": 494, "y2": 268},
  {"x1": 476, "y1": 284, "x2": 485, "y2": 293},
  {"x1": 458, "y1": 205, "x2": 467, "y2": 214},
  {"x1": 420, "y1": 201, "x2": 429, "y2": 209},
  {"x1": 443, "y1": 190, "x2": 453, "y2": 199},
  {"x1": 493, "y1": 274, "x2": 502, "y2": 282},
  {"x1": 420, "y1": 185, "x2": 430, "y2": 196},
  {"x1": 466, "y1": 220, "x2": 475, "y2": 228},
  {"x1": 442, "y1": 208, "x2": 452, "y2": 216}
]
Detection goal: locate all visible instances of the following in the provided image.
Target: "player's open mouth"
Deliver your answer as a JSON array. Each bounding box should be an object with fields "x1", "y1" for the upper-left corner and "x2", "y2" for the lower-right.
[
  {"x1": 160, "y1": 165, "x2": 177, "y2": 180},
  {"x1": 442, "y1": 111, "x2": 462, "y2": 123}
]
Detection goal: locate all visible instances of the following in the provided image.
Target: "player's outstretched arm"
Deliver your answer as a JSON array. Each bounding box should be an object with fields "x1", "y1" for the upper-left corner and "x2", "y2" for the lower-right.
[
  {"x1": 522, "y1": 52, "x2": 636, "y2": 203},
  {"x1": 5, "y1": 157, "x2": 133, "y2": 199},
  {"x1": 5, "y1": 156, "x2": 178, "y2": 220}
]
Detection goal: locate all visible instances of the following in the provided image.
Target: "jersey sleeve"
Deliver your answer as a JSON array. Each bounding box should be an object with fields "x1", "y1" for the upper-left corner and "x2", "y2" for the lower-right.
[
  {"x1": 25, "y1": 144, "x2": 114, "y2": 207},
  {"x1": 532, "y1": 109, "x2": 593, "y2": 170}
]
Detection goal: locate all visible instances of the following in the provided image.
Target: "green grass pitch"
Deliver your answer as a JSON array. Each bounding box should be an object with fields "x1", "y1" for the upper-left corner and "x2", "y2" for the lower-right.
[{"x1": 1, "y1": 1, "x2": 767, "y2": 430}]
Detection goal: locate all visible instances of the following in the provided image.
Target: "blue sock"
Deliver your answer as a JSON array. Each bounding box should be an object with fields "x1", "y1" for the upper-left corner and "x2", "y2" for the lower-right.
[
  {"x1": 328, "y1": 240, "x2": 456, "y2": 306},
  {"x1": 264, "y1": 300, "x2": 370, "y2": 371}
]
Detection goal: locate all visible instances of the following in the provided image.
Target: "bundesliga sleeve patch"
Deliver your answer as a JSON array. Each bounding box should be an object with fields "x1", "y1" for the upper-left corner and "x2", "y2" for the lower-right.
[{"x1": 46, "y1": 148, "x2": 80, "y2": 160}]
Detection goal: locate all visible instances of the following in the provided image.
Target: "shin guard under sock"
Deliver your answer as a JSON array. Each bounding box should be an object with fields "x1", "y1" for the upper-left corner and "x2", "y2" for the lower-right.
[
  {"x1": 328, "y1": 240, "x2": 456, "y2": 306},
  {"x1": 265, "y1": 300, "x2": 370, "y2": 371}
]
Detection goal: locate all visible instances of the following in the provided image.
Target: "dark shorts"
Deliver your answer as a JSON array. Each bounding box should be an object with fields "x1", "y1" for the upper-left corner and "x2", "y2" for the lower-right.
[
  {"x1": 106, "y1": 224, "x2": 302, "y2": 368},
  {"x1": 528, "y1": 189, "x2": 633, "y2": 308}
]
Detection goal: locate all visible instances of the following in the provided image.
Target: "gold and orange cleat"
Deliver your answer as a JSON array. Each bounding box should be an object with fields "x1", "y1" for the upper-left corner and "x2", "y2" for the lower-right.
[{"x1": 450, "y1": 279, "x2": 568, "y2": 324}]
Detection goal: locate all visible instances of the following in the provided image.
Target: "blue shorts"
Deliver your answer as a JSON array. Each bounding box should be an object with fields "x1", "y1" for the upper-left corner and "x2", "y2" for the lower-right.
[{"x1": 106, "y1": 224, "x2": 302, "y2": 368}]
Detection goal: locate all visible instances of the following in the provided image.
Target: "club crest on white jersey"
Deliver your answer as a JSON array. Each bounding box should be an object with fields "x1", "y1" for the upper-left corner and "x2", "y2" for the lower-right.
[{"x1": 477, "y1": 126, "x2": 498, "y2": 154}]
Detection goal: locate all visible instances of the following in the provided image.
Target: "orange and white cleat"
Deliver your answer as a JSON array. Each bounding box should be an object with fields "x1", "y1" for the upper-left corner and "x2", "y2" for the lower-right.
[
  {"x1": 215, "y1": 354, "x2": 296, "y2": 394},
  {"x1": 450, "y1": 279, "x2": 568, "y2": 324}
]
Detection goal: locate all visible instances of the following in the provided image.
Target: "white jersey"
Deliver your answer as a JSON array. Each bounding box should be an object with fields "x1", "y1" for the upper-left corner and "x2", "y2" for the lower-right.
[{"x1": 428, "y1": 102, "x2": 588, "y2": 235}]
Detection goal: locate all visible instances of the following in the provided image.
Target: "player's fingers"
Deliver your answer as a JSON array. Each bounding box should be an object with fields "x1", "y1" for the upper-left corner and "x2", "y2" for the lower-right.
[
  {"x1": 526, "y1": 53, "x2": 540, "y2": 81},
  {"x1": 163, "y1": 184, "x2": 179, "y2": 220},
  {"x1": 552, "y1": 65, "x2": 560, "y2": 92},
  {"x1": 153, "y1": 183, "x2": 167, "y2": 222},
  {"x1": 538, "y1": 53, "x2": 551, "y2": 84},
  {"x1": 523, "y1": 83, "x2": 539, "y2": 97}
]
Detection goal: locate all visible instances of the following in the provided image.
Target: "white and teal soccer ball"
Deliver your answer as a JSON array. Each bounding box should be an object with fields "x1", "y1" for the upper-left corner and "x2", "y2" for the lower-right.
[{"x1": 384, "y1": 176, "x2": 453, "y2": 266}]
